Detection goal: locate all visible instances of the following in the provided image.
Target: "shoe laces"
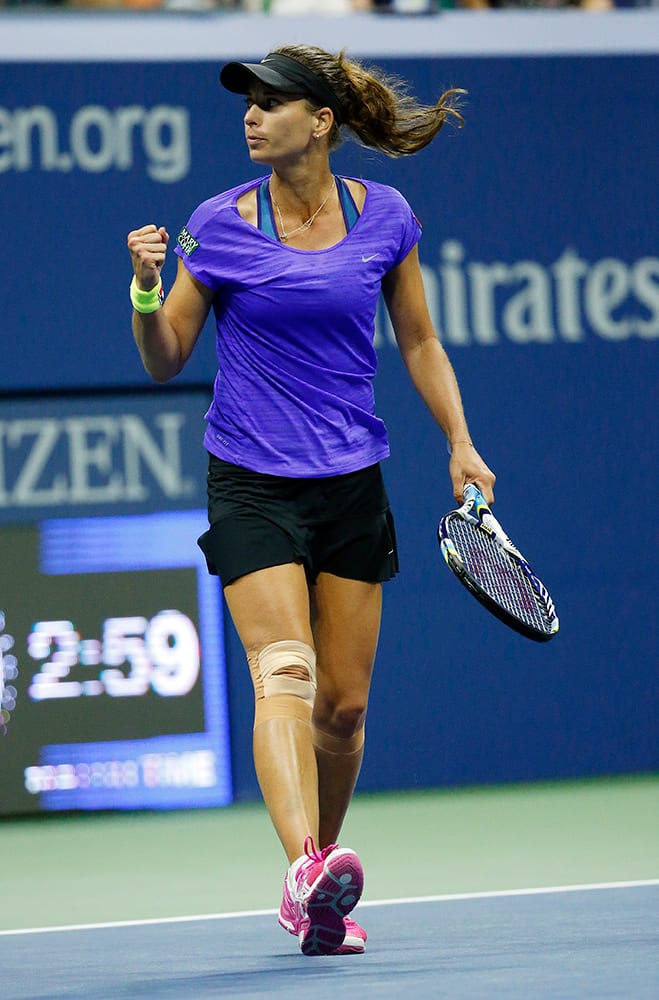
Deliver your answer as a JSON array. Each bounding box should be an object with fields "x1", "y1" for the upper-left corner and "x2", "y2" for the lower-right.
[
  {"x1": 294, "y1": 836, "x2": 339, "y2": 903},
  {"x1": 303, "y1": 835, "x2": 338, "y2": 864}
]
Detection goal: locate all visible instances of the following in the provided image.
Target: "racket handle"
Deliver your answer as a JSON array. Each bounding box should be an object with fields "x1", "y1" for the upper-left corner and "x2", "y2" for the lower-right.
[
  {"x1": 463, "y1": 482, "x2": 486, "y2": 505},
  {"x1": 464, "y1": 483, "x2": 524, "y2": 560}
]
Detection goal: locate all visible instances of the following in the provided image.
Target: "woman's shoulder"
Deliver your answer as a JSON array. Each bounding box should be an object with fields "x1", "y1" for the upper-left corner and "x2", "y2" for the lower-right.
[
  {"x1": 186, "y1": 177, "x2": 266, "y2": 230},
  {"x1": 347, "y1": 177, "x2": 406, "y2": 198},
  {"x1": 341, "y1": 178, "x2": 417, "y2": 233},
  {"x1": 344, "y1": 177, "x2": 414, "y2": 212}
]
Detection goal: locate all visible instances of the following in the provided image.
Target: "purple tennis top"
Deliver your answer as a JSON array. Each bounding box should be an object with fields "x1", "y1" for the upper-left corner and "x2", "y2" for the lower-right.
[{"x1": 174, "y1": 175, "x2": 421, "y2": 477}]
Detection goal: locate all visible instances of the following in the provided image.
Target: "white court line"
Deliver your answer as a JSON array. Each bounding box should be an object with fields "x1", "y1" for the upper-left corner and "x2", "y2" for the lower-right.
[
  {"x1": 357, "y1": 878, "x2": 659, "y2": 909},
  {"x1": 1, "y1": 879, "x2": 657, "y2": 938}
]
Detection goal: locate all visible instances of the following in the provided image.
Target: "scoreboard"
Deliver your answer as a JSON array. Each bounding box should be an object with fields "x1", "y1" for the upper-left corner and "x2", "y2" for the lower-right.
[{"x1": 0, "y1": 392, "x2": 233, "y2": 815}]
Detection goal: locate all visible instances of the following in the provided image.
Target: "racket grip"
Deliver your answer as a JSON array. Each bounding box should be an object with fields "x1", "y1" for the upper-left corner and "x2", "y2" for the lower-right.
[{"x1": 463, "y1": 483, "x2": 485, "y2": 504}]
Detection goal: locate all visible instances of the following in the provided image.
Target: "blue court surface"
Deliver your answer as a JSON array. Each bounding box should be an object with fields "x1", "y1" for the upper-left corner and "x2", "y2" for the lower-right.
[{"x1": 1, "y1": 881, "x2": 657, "y2": 999}]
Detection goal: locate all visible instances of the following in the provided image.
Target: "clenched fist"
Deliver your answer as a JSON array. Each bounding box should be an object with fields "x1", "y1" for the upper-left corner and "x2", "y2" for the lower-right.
[{"x1": 127, "y1": 224, "x2": 170, "y2": 291}]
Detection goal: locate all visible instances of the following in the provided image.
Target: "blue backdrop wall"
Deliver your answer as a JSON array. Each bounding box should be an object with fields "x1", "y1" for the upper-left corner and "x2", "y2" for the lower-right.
[{"x1": 1, "y1": 14, "x2": 657, "y2": 804}]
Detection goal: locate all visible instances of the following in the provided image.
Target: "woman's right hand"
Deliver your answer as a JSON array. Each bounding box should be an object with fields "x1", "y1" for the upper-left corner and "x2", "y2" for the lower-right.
[{"x1": 127, "y1": 224, "x2": 169, "y2": 291}]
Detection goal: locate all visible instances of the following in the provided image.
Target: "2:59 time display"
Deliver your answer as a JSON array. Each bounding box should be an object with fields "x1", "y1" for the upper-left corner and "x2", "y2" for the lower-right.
[{"x1": 27, "y1": 611, "x2": 200, "y2": 701}]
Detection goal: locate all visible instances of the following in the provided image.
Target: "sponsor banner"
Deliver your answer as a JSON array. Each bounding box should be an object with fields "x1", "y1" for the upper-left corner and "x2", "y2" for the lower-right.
[
  {"x1": 0, "y1": 391, "x2": 210, "y2": 524},
  {"x1": 0, "y1": 55, "x2": 656, "y2": 393},
  {"x1": 376, "y1": 244, "x2": 659, "y2": 349},
  {"x1": 0, "y1": 102, "x2": 190, "y2": 182}
]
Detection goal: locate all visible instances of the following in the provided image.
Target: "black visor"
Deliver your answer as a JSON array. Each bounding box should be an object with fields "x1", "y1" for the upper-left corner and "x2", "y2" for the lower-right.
[{"x1": 220, "y1": 53, "x2": 343, "y2": 125}]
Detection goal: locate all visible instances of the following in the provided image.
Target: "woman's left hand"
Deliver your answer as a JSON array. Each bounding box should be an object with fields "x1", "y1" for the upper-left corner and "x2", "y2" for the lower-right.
[{"x1": 449, "y1": 442, "x2": 496, "y2": 505}]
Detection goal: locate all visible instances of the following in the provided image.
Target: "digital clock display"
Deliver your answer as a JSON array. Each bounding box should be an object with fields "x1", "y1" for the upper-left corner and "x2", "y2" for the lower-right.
[
  {"x1": 27, "y1": 610, "x2": 201, "y2": 703},
  {"x1": 0, "y1": 511, "x2": 232, "y2": 814}
]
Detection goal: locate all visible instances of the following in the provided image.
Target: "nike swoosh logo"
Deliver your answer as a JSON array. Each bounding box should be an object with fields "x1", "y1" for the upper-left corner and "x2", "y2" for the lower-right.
[{"x1": 361, "y1": 254, "x2": 379, "y2": 262}]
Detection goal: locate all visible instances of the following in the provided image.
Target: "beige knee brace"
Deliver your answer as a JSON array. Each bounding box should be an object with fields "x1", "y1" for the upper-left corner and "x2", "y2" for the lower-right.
[{"x1": 247, "y1": 640, "x2": 317, "y2": 726}]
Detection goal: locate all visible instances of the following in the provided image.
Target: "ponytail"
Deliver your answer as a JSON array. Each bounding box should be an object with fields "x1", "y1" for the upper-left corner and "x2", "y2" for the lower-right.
[
  {"x1": 337, "y1": 51, "x2": 465, "y2": 157},
  {"x1": 273, "y1": 44, "x2": 465, "y2": 158}
]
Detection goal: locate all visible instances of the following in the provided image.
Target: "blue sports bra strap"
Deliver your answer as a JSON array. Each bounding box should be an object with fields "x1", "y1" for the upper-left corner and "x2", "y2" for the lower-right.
[
  {"x1": 258, "y1": 176, "x2": 360, "y2": 240},
  {"x1": 336, "y1": 176, "x2": 360, "y2": 233},
  {"x1": 257, "y1": 179, "x2": 279, "y2": 240}
]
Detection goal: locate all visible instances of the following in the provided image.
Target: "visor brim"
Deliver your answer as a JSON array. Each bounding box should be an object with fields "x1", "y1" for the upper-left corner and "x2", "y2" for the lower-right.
[{"x1": 220, "y1": 62, "x2": 304, "y2": 97}]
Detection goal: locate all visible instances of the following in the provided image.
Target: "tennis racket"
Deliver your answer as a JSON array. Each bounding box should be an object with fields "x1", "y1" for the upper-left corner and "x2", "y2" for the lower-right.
[{"x1": 438, "y1": 484, "x2": 559, "y2": 642}]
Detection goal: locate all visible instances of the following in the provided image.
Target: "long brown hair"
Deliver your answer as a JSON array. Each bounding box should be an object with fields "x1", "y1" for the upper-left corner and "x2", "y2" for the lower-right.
[{"x1": 273, "y1": 44, "x2": 465, "y2": 157}]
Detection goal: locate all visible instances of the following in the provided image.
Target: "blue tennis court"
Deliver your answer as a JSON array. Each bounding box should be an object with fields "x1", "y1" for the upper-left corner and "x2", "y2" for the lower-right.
[{"x1": 2, "y1": 882, "x2": 657, "y2": 999}]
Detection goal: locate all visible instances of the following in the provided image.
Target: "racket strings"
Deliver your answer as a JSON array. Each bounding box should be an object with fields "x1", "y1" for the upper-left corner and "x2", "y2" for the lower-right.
[{"x1": 449, "y1": 519, "x2": 553, "y2": 632}]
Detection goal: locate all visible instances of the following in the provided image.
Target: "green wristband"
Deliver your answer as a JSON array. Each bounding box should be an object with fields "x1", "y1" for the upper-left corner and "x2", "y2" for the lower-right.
[{"x1": 130, "y1": 275, "x2": 164, "y2": 314}]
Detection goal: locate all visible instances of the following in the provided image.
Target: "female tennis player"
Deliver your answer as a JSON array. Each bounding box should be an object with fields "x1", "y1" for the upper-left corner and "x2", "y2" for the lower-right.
[{"x1": 127, "y1": 44, "x2": 495, "y2": 957}]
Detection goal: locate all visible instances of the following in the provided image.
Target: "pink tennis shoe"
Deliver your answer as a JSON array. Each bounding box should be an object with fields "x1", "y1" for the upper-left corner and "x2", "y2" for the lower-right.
[{"x1": 278, "y1": 836, "x2": 365, "y2": 956}]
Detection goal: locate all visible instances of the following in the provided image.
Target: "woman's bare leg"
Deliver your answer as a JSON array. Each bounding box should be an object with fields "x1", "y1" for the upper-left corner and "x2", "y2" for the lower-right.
[
  {"x1": 224, "y1": 562, "x2": 319, "y2": 863},
  {"x1": 310, "y1": 573, "x2": 382, "y2": 847}
]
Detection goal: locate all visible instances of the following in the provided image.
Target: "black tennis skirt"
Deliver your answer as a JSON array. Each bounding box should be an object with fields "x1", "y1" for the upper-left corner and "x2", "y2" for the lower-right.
[{"x1": 197, "y1": 455, "x2": 399, "y2": 587}]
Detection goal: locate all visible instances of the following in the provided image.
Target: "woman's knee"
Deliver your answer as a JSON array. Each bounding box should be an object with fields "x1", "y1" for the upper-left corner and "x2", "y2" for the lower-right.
[
  {"x1": 313, "y1": 695, "x2": 367, "y2": 738},
  {"x1": 247, "y1": 639, "x2": 317, "y2": 710}
]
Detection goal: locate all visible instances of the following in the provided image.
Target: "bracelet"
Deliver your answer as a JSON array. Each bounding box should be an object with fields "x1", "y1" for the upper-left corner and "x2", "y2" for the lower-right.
[
  {"x1": 130, "y1": 275, "x2": 164, "y2": 314},
  {"x1": 447, "y1": 439, "x2": 474, "y2": 455}
]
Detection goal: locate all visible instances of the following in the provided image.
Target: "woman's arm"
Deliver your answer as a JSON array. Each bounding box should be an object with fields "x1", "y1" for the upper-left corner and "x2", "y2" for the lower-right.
[
  {"x1": 382, "y1": 244, "x2": 496, "y2": 503},
  {"x1": 127, "y1": 225, "x2": 214, "y2": 383}
]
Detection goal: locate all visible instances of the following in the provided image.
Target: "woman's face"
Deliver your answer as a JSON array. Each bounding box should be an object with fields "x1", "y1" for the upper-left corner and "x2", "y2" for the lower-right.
[{"x1": 243, "y1": 84, "x2": 318, "y2": 165}]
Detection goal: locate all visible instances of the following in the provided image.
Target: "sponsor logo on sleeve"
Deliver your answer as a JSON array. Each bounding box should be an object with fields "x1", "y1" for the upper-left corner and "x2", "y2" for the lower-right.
[{"x1": 177, "y1": 227, "x2": 200, "y2": 256}]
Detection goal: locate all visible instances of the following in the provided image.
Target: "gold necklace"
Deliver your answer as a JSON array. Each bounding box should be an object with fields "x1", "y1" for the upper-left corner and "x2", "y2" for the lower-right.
[{"x1": 270, "y1": 177, "x2": 335, "y2": 242}]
